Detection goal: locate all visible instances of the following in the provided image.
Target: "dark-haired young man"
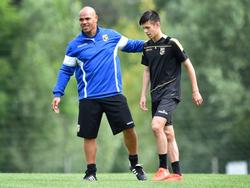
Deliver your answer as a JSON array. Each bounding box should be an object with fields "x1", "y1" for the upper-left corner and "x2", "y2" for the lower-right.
[{"x1": 139, "y1": 10, "x2": 203, "y2": 181}]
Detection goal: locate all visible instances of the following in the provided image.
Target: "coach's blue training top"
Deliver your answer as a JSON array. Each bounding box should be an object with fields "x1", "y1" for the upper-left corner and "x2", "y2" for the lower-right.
[{"x1": 53, "y1": 27, "x2": 144, "y2": 100}]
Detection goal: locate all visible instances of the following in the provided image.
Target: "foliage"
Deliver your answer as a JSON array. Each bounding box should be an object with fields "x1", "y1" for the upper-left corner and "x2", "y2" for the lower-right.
[
  {"x1": 82, "y1": 0, "x2": 141, "y2": 26},
  {"x1": 160, "y1": 0, "x2": 250, "y2": 172},
  {"x1": 0, "y1": 0, "x2": 20, "y2": 57},
  {"x1": 0, "y1": 0, "x2": 82, "y2": 172}
]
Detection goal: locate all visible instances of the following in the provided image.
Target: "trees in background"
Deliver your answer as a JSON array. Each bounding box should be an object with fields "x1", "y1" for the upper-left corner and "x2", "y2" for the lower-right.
[
  {"x1": 0, "y1": 0, "x2": 22, "y2": 171},
  {"x1": 158, "y1": 0, "x2": 250, "y2": 172},
  {"x1": 0, "y1": 0, "x2": 82, "y2": 172}
]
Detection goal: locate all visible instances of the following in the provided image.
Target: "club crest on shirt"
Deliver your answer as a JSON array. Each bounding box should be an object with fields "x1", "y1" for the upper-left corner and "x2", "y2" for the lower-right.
[
  {"x1": 102, "y1": 34, "x2": 109, "y2": 41},
  {"x1": 159, "y1": 47, "x2": 165, "y2": 55}
]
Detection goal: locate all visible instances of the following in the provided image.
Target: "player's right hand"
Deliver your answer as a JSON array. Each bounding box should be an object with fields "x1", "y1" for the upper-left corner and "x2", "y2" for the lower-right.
[
  {"x1": 140, "y1": 96, "x2": 148, "y2": 111},
  {"x1": 52, "y1": 97, "x2": 61, "y2": 114},
  {"x1": 192, "y1": 91, "x2": 203, "y2": 107}
]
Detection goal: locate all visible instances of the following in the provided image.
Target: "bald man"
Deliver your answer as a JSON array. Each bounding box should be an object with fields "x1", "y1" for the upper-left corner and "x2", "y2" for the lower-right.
[{"x1": 52, "y1": 6, "x2": 147, "y2": 181}]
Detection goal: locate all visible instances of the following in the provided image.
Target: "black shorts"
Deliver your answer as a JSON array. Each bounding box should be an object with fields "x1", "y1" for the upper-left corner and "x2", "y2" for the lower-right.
[
  {"x1": 77, "y1": 94, "x2": 135, "y2": 139},
  {"x1": 152, "y1": 98, "x2": 179, "y2": 125}
]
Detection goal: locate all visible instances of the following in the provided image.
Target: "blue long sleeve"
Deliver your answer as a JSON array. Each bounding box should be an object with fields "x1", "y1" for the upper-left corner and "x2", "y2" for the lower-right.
[
  {"x1": 53, "y1": 64, "x2": 76, "y2": 97},
  {"x1": 121, "y1": 39, "x2": 144, "y2": 53}
]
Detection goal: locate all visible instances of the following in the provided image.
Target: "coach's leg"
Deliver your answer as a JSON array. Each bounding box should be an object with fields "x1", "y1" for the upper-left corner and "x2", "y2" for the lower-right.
[
  {"x1": 123, "y1": 127, "x2": 137, "y2": 155},
  {"x1": 123, "y1": 127, "x2": 147, "y2": 180},
  {"x1": 165, "y1": 125, "x2": 181, "y2": 175},
  {"x1": 83, "y1": 138, "x2": 97, "y2": 180},
  {"x1": 84, "y1": 138, "x2": 97, "y2": 164}
]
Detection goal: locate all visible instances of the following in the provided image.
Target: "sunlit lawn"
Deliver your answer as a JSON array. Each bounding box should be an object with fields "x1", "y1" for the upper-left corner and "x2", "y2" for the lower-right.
[{"x1": 0, "y1": 173, "x2": 250, "y2": 188}]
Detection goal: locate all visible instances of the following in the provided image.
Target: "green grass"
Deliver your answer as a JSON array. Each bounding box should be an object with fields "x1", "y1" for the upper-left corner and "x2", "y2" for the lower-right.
[{"x1": 0, "y1": 173, "x2": 250, "y2": 188}]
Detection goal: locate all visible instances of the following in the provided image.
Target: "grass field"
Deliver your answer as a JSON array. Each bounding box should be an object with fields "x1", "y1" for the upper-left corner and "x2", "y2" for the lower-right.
[{"x1": 0, "y1": 173, "x2": 250, "y2": 188}]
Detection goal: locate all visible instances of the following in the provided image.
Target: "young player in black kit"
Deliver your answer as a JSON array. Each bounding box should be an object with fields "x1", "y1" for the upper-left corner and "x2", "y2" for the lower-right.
[{"x1": 139, "y1": 10, "x2": 203, "y2": 181}]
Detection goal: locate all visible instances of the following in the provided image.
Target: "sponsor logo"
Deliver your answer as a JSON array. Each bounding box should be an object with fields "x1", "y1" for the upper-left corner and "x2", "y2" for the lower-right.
[
  {"x1": 102, "y1": 34, "x2": 109, "y2": 41},
  {"x1": 158, "y1": 110, "x2": 168, "y2": 115},
  {"x1": 145, "y1": 48, "x2": 153, "y2": 52},
  {"x1": 126, "y1": 121, "x2": 134, "y2": 125}
]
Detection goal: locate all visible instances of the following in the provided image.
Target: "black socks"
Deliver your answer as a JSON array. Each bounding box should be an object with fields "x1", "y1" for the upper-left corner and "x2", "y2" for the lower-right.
[
  {"x1": 159, "y1": 154, "x2": 167, "y2": 169},
  {"x1": 129, "y1": 154, "x2": 138, "y2": 167},
  {"x1": 171, "y1": 161, "x2": 181, "y2": 175},
  {"x1": 86, "y1": 163, "x2": 97, "y2": 174}
]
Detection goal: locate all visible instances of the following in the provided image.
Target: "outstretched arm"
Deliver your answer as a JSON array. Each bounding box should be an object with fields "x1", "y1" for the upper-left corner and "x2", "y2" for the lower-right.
[
  {"x1": 140, "y1": 66, "x2": 150, "y2": 111},
  {"x1": 118, "y1": 36, "x2": 144, "y2": 53},
  {"x1": 183, "y1": 59, "x2": 203, "y2": 106}
]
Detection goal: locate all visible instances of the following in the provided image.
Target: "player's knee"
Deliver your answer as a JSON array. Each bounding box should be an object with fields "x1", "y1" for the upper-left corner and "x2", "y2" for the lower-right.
[
  {"x1": 165, "y1": 129, "x2": 175, "y2": 142},
  {"x1": 151, "y1": 123, "x2": 163, "y2": 135}
]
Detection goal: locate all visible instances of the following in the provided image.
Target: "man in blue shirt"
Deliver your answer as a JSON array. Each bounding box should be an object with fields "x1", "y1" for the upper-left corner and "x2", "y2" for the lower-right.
[{"x1": 51, "y1": 6, "x2": 146, "y2": 181}]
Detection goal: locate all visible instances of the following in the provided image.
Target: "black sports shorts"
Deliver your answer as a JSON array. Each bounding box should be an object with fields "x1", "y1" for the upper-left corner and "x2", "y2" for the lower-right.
[
  {"x1": 152, "y1": 98, "x2": 179, "y2": 126},
  {"x1": 77, "y1": 94, "x2": 135, "y2": 139}
]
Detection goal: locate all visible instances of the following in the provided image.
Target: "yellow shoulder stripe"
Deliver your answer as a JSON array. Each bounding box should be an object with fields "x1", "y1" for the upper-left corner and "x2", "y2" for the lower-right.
[{"x1": 170, "y1": 38, "x2": 184, "y2": 51}]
